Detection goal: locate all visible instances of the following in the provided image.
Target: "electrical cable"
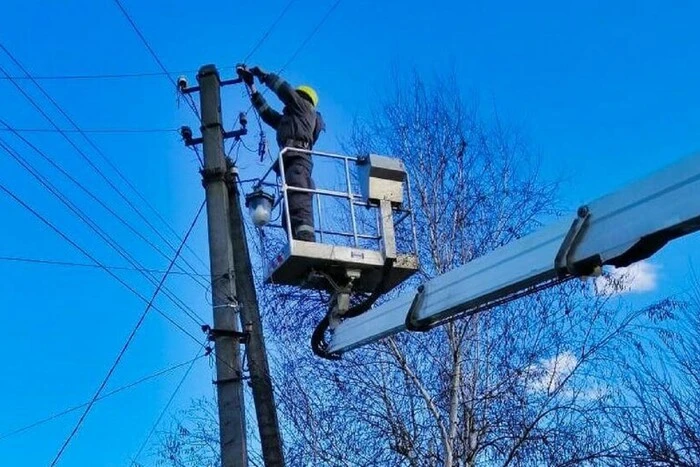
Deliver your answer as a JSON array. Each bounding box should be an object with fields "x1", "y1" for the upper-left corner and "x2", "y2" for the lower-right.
[
  {"x1": 0, "y1": 127, "x2": 179, "y2": 134},
  {"x1": 0, "y1": 355, "x2": 205, "y2": 442},
  {"x1": 0, "y1": 136, "x2": 208, "y2": 326},
  {"x1": 0, "y1": 143, "x2": 240, "y2": 381},
  {"x1": 242, "y1": 0, "x2": 341, "y2": 148},
  {"x1": 278, "y1": 0, "x2": 343, "y2": 74},
  {"x1": 0, "y1": 167, "x2": 204, "y2": 340},
  {"x1": 0, "y1": 174, "x2": 240, "y2": 391},
  {"x1": 239, "y1": 138, "x2": 258, "y2": 154},
  {"x1": 48, "y1": 196, "x2": 204, "y2": 466},
  {"x1": 130, "y1": 346, "x2": 204, "y2": 465},
  {"x1": 311, "y1": 259, "x2": 394, "y2": 360},
  {"x1": 0, "y1": 44, "x2": 210, "y2": 271},
  {"x1": 242, "y1": 0, "x2": 298, "y2": 64},
  {"x1": 190, "y1": 144, "x2": 204, "y2": 168},
  {"x1": 111, "y1": 0, "x2": 201, "y2": 120},
  {"x1": 0, "y1": 255, "x2": 208, "y2": 277},
  {"x1": 0, "y1": 70, "x2": 204, "y2": 80},
  {"x1": 0, "y1": 61, "x2": 209, "y2": 288},
  {"x1": 0, "y1": 122, "x2": 210, "y2": 293}
]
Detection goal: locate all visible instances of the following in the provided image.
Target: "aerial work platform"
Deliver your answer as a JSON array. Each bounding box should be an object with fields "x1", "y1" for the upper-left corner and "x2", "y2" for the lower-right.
[
  {"x1": 248, "y1": 149, "x2": 419, "y2": 343},
  {"x1": 266, "y1": 241, "x2": 418, "y2": 294}
]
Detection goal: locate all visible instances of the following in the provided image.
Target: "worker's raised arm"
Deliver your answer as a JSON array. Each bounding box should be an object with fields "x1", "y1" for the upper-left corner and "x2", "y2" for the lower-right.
[
  {"x1": 237, "y1": 65, "x2": 282, "y2": 129},
  {"x1": 251, "y1": 67, "x2": 305, "y2": 110},
  {"x1": 250, "y1": 91, "x2": 282, "y2": 129}
]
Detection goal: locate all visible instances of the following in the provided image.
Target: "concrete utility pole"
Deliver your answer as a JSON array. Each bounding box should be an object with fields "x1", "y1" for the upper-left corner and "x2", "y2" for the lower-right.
[
  {"x1": 227, "y1": 165, "x2": 286, "y2": 466},
  {"x1": 197, "y1": 64, "x2": 248, "y2": 466}
]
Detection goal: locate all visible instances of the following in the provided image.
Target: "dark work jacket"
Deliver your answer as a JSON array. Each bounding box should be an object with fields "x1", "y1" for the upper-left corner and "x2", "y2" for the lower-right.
[{"x1": 250, "y1": 73, "x2": 325, "y2": 156}]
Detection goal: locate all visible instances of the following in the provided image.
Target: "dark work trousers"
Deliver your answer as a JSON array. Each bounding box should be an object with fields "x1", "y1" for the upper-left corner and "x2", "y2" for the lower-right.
[{"x1": 281, "y1": 155, "x2": 315, "y2": 241}]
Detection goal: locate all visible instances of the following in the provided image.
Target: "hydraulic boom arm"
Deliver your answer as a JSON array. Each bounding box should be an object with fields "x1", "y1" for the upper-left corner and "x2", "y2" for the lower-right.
[{"x1": 328, "y1": 152, "x2": 700, "y2": 355}]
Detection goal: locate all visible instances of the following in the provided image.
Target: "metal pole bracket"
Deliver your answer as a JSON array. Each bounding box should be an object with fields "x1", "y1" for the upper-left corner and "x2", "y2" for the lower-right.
[{"x1": 202, "y1": 324, "x2": 250, "y2": 344}]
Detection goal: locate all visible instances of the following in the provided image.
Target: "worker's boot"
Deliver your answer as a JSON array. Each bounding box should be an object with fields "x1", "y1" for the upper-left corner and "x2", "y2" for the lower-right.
[{"x1": 294, "y1": 224, "x2": 316, "y2": 242}]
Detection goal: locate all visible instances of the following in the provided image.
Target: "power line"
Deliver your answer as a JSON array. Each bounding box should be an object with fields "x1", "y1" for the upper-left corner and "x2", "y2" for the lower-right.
[
  {"x1": 0, "y1": 355, "x2": 205, "y2": 442},
  {"x1": 0, "y1": 127, "x2": 178, "y2": 134},
  {"x1": 49, "y1": 196, "x2": 205, "y2": 466},
  {"x1": 111, "y1": 0, "x2": 178, "y2": 87},
  {"x1": 0, "y1": 70, "x2": 203, "y2": 80},
  {"x1": 111, "y1": 0, "x2": 201, "y2": 120},
  {"x1": 131, "y1": 347, "x2": 204, "y2": 465},
  {"x1": 0, "y1": 69, "x2": 245, "y2": 82},
  {"x1": 0, "y1": 255, "x2": 208, "y2": 277},
  {"x1": 0, "y1": 137, "x2": 207, "y2": 329},
  {"x1": 0, "y1": 53, "x2": 241, "y2": 382},
  {"x1": 242, "y1": 0, "x2": 298, "y2": 64},
  {"x1": 0, "y1": 173, "x2": 238, "y2": 380},
  {"x1": 278, "y1": 0, "x2": 343, "y2": 73},
  {"x1": 0, "y1": 133, "x2": 208, "y2": 324},
  {"x1": 0, "y1": 172, "x2": 204, "y2": 342},
  {"x1": 0, "y1": 122, "x2": 210, "y2": 293},
  {"x1": 236, "y1": 0, "x2": 299, "y2": 163},
  {"x1": 0, "y1": 44, "x2": 210, "y2": 277},
  {"x1": 244, "y1": 0, "x2": 342, "y2": 125},
  {"x1": 0, "y1": 3, "x2": 296, "y2": 83}
]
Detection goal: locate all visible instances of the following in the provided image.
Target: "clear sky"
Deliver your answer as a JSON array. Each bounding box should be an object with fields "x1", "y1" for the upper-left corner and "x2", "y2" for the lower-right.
[{"x1": 0, "y1": 0, "x2": 699, "y2": 465}]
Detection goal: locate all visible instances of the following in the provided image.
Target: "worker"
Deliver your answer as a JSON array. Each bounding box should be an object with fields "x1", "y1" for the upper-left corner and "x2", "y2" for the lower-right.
[{"x1": 237, "y1": 65, "x2": 325, "y2": 242}]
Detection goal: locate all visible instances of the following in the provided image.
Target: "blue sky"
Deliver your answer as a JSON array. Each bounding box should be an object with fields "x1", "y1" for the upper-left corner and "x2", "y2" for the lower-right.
[{"x1": 0, "y1": 0, "x2": 699, "y2": 465}]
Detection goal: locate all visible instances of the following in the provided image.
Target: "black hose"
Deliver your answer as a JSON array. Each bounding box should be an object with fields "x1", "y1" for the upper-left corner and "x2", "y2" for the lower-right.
[
  {"x1": 311, "y1": 315, "x2": 341, "y2": 360},
  {"x1": 310, "y1": 259, "x2": 395, "y2": 360}
]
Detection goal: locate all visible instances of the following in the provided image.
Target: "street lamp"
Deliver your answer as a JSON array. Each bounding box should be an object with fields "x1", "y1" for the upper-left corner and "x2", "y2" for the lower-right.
[{"x1": 245, "y1": 188, "x2": 275, "y2": 227}]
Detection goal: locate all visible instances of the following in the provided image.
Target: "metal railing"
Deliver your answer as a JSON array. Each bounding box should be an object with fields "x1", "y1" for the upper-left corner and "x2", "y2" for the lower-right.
[{"x1": 254, "y1": 147, "x2": 419, "y2": 255}]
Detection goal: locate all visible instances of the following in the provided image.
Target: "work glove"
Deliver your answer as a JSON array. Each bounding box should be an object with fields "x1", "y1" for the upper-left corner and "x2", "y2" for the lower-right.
[
  {"x1": 250, "y1": 66, "x2": 268, "y2": 81},
  {"x1": 236, "y1": 65, "x2": 254, "y2": 86}
]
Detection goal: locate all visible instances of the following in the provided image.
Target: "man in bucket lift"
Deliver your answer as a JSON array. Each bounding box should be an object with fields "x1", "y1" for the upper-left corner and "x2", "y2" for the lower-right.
[{"x1": 237, "y1": 65, "x2": 325, "y2": 242}]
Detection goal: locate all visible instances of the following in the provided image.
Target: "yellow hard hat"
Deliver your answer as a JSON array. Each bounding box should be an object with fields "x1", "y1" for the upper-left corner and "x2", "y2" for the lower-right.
[{"x1": 296, "y1": 85, "x2": 319, "y2": 107}]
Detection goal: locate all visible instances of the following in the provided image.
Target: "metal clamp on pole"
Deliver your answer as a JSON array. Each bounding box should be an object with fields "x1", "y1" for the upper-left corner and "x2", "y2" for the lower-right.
[
  {"x1": 554, "y1": 205, "x2": 593, "y2": 278},
  {"x1": 404, "y1": 285, "x2": 430, "y2": 332},
  {"x1": 202, "y1": 324, "x2": 250, "y2": 344}
]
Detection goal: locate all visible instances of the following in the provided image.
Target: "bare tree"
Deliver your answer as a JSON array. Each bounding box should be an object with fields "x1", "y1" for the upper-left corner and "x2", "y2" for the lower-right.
[
  {"x1": 605, "y1": 271, "x2": 700, "y2": 466},
  {"x1": 154, "y1": 398, "x2": 221, "y2": 467}
]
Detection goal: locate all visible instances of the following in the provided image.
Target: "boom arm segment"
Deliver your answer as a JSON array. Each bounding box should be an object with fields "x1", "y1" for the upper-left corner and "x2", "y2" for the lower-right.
[{"x1": 328, "y1": 153, "x2": 700, "y2": 355}]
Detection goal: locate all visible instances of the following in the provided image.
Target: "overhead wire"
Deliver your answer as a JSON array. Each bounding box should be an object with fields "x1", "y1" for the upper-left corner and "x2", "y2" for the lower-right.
[
  {"x1": 278, "y1": 0, "x2": 343, "y2": 74},
  {"x1": 0, "y1": 21, "x2": 261, "y2": 461},
  {"x1": 0, "y1": 180, "x2": 202, "y2": 342},
  {"x1": 242, "y1": 0, "x2": 298, "y2": 64},
  {"x1": 48, "y1": 195, "x2": 205, "y2": 467},
  {"x1": 0, "y1": 133, "x2": 208, "y2": 326},
  {"x1": 0, "y1": 121, "x2": 210, "y2": 293},
  {"x1": 0, "y1": 174, "x2": 239, "y2": 414},
  {"x1": 0, "y1": 355, "x2": 205, "y2": 442},
  {"x1": 0, "y1": 147, "x2": 205, "y2": 334},
  {"x1": 0, "y1": 255, "x2": 208, "y2": 278},
  {"x1": 0, "y1": 127, "x2": 179, "y2": 134},
  {"x1": 227, "y1": 0, "x2": 299, "y2": 164},
  {"x1": 110, "y1": 0, "x2": 201, "y2": 120},
  {"x1": 0, "y1": 42, "x2": 209, "y2": 275},
  {"x1": 239, "y1": 138, "x2": 259, "y2": 154},
  {"x1": 242, "y1": 0, "x2": 342, "y2": 142},
  {"x1": 0, "y1": 70, "x2": 205, "y2": 80},
  {"x1": 130, "y1": 346, "x2": 204, "y2": 464},
  {"x1": 0, "y1": 138, "x2": 238, "y2": 358},
  {"x1": 0, "y1": 52, "x2": 210, "y2": 284},
  {"x1": 5, "y1": 4, "x2": 249, "y2": 354}
]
